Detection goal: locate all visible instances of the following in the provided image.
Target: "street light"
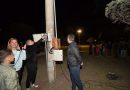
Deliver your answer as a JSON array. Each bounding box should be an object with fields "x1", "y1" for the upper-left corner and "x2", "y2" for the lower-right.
[{"x1": 77, "y1": 29, "x2": 82, "y2": 45}]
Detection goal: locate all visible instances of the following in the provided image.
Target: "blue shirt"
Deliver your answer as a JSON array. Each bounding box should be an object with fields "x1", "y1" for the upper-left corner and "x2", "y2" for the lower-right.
[{"x1": 13, "y1": 50, "x2": 26, "y2": 71}]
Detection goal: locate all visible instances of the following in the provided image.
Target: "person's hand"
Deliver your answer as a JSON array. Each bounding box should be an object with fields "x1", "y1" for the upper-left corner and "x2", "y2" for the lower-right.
[
  {"x1": 22, "y1": 44, "x2": 26, "y2": 49},
  {"x1": 41, "y1": 35, "x2": 47, "y2": 40},
  {"x1": 41, "y1": 35, "x2": 44, "y2": 39},
  {"x1": 80, "y1": 62, "x2": 83, "y2": 66},
  {"x1": 16, "y1": 44, "x2": 21, "y2": 50},
  {"x1": 80, "y1": 62, "x2": 83, "y2": 69}
]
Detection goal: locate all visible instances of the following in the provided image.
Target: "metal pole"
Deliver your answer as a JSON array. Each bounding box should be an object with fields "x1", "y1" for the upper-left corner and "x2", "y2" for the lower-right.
[{"x1": 53, "y1": 0, "x2": 57, "y2": 38}]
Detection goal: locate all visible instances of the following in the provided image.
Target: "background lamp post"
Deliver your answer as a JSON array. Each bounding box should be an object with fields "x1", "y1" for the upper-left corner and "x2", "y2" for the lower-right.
[{"x1": 77, "y1": 29, "x2": 82, "y2": 45}]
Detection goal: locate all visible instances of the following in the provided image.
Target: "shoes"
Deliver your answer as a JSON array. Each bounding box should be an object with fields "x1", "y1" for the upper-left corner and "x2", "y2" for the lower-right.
[
  {"x1": 26, "y1": 88, "x2": 31, "y2": 90},
  {"x1": 32, "y1": 84, "x2": 39, "y2": 88}
]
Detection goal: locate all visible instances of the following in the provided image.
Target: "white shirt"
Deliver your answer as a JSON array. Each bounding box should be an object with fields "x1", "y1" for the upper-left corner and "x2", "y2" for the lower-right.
[{"x1": 12, "y1": 50, "x2": 26, "y2": 71}]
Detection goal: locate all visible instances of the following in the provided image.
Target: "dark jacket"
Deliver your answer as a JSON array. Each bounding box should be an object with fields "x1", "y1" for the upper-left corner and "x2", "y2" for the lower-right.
[
  {"x1": 26, "y1": 39, "x2": 43, "y2": 64},
  {"x1": 67, "y1": 42, "x2": 82, "y2": 67}
]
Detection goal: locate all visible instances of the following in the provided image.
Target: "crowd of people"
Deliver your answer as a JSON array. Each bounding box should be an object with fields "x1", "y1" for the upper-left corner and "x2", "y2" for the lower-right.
[
  {"x1": 88, "y1": 40, "x2": 130, "y2": 57},
  {"x1": 0, "y1": 36, "x2": 44, "y2": 90}
]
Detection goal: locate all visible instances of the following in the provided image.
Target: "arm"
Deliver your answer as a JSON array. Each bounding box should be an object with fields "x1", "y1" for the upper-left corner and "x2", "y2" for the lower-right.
[
  {"x1": 34, "y1": 38, "x2": 43, "y2": 46},
  {"x1": 72, "y1": 46, "x2": 83, "y2": 64},
  {"x1": 34, "y1": 35, "x2": 46, "y2": 46}
]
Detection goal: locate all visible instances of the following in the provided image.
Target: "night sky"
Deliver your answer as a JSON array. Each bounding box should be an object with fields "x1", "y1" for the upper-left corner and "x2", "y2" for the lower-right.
[{"x1": 0, "y1": 0, "x2": 126, "y2": 46}]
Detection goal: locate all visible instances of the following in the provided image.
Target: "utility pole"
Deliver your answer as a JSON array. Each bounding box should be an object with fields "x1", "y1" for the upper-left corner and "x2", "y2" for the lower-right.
[{"x1": 45, "y1": 0, "x2": 56, "y2": 83}]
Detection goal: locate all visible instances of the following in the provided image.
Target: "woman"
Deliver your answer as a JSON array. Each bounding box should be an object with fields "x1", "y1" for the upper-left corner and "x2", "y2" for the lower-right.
[
  {"x1": 7, "y1": 38, "x2": 26, "y2": 85},
  {"x1": 25, "y1": 38, "x2": 43, "y2": 90}
]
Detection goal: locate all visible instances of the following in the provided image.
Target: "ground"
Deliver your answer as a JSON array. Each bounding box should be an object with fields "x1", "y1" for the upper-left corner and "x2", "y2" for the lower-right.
[{"x1": 21, "y1": 47, "x2": 130, "y2": 90}]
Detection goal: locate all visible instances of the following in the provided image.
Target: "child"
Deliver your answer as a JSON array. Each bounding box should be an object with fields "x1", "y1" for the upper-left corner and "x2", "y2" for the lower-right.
[{"x1": 0, "y1": 49, "x2": 20, "y2": 90}]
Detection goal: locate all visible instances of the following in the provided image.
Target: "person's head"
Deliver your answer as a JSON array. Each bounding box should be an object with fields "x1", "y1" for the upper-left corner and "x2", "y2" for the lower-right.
[
  {"x1": 26, "y1": 39, "x2": 34, "y2": 46},
  {"x1": 7, "y1": 38, "x2": 19, "y2": 50},
  {"x1": 67, "y1": 34, "x2": 75, "y2": 44},
  {"x1": 0, "y1": 49, "x2": 14, "y2": 64}
]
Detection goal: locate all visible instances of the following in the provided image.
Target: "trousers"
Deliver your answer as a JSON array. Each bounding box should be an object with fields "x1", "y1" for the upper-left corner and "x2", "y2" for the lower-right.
[
  {"x1": 26, "y1": 63, "x2": 37, "y2": 88},
  {"x1": 69, "y1": 65, "x2": 83, "y2": 90}
]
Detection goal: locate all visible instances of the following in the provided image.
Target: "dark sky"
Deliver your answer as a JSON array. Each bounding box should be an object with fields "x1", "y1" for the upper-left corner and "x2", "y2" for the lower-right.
[{"x1": 0, "y1": 0, "x2": 124, "y2": 45}]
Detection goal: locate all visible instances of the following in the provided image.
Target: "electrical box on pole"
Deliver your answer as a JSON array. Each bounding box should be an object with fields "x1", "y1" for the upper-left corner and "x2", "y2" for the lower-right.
[{"x1": 33, "y1": 33, "x2": 63, "y2": 62}]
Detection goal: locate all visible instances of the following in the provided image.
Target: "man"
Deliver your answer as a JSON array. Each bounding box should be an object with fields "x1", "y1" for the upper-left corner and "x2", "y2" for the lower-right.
[{"x1": 67, "y1": 34, "x2": 83, "y2": 90}]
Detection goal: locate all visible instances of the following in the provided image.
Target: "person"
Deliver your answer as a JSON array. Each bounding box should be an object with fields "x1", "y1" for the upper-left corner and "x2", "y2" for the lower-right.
[
  {"x1": 127, "y1": 40, "x2": 130, "y2": 56},
  {"x1": 67, "y1": 34, "x2": 83, "y2": 90},
  {"x1": 7, "y1": 38, "x2": 26, "y2": 85},
  {"x1": 25, "y1": 37, "x2": 44, "y2": 90},
  {"x1": 0, "y1": 49, "x2": 20, "y2": 90},
  {"x1": 89, "y1": 43, "x2": 93, "y2": 55}
]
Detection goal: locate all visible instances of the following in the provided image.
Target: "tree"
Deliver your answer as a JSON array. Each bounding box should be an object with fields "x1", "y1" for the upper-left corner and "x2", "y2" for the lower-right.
[{"x1": 105, "y1": 0, "x2": 130, "y2": 25}]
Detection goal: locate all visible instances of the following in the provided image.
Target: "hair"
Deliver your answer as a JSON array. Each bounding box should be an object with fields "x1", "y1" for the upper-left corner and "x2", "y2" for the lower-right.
[
  {"x1": 0, "y1": 49, "x2": 12, "y2": 63},
  {"x1": 67, "y1": 34, "x2": 75, "y2": 41},
  {"x1": 26, "y1": 39, "x2": 33, "y2": 43},
  {"x1": 26, "y1": 39, "x2": 34, "y2": 45},
  {"x1": 7, "y1": 38, "x2": 18, "y2": 50}
]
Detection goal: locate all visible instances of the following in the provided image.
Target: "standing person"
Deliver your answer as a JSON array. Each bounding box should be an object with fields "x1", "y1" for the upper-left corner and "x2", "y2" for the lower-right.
[
  {"x1": 0, "y1": 49, "x2": 20, "y2": 90},
  {"x1": 128, "y1": 40, "x2": 130, "y2": 56},
  {"x1": 89, "y1": 43, "x2": 93, "y2": 55},
  {"x1": 67, "y1": 34, "x2": 83, "y2": 90},
  {"x1": 7, "y1": 38, "x2": 26, "y2": 85},
  {"x1": 25, "y1": 37, "x2": 44, "y2": 90}
]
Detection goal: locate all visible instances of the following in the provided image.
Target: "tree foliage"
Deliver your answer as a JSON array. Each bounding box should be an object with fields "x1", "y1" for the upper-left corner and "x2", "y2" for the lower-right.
[{"x1": 105, "y1": 0, "x2": 130, "y2": 25}]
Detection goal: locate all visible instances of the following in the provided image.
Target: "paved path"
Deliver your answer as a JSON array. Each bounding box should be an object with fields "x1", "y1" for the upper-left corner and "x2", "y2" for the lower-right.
[{"x1": 21, "y1": 51, "x2": 130, "y2": 90}]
